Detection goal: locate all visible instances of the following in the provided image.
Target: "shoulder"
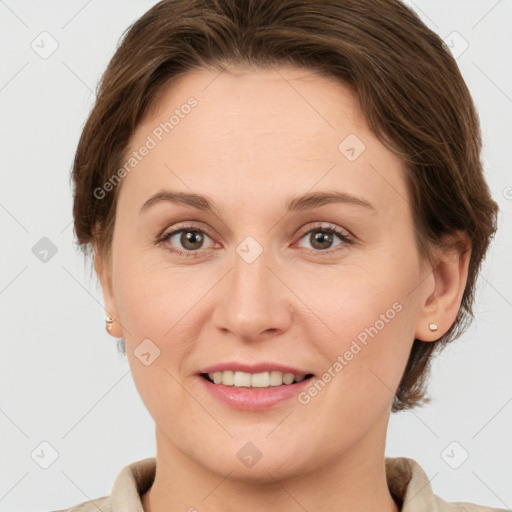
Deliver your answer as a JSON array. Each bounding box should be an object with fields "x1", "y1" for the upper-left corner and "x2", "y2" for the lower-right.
[
  {"x1": 47, "y1": 457, "x2": 155, "y2": 512},
  {"x1": 432, "y1": 494, "x2": 510, "y2": 512},
  {"x1": 385, "y1": 456, "x2": 509, "y2": 512},
  {"x1": 50, "y1": 496, "x2": 110, "y2": 512}
]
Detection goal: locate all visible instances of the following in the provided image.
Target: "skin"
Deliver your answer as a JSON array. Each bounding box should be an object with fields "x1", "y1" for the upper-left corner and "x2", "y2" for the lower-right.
[{"x1": 94, "y1": 64, "x2": 471, "y2": 512}]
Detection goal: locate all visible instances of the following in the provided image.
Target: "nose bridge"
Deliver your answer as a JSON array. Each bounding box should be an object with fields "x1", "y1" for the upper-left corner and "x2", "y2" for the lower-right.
[
  {"x1": 213, "y1": 238, "x2": 291, "y2": 338},
  {"x1": 233, "y1": 241, "x2": 271, "y2": 301}
]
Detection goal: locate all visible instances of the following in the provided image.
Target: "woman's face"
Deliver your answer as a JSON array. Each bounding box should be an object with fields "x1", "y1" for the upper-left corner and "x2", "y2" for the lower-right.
[{"x1": 99, "y1": 65, "x2": 437, "y2": 479}]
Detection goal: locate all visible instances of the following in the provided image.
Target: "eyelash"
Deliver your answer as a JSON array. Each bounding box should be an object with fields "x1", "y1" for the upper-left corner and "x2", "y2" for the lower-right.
[{"x1": 156, "y1": 222, "x2": 353, "y2": 259}]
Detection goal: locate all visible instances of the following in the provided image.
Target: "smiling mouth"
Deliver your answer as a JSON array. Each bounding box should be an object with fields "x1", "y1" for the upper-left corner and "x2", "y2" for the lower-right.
[{"x1": 200, "y1": 371, "x2": 315, "y2": 388}]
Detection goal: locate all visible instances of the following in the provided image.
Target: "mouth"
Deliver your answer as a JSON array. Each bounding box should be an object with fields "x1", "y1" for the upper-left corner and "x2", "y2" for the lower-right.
[
  {"x1": 197, "y1": 366, "x2": 316, "y2": 410},
  {"x1": 200, "y1": 371, "x2": 315, "y2": 388}
]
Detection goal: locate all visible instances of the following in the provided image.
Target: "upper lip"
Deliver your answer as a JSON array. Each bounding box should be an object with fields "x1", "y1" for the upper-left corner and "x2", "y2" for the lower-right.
[{"x1": 198, "y1": 362, "x2": 313, "y2": 376}]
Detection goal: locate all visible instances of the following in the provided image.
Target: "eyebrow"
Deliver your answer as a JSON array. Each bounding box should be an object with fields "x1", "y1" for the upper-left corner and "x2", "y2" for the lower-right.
[{"x1": 140, "y1": 189, "x2": 376, "y2": 215}]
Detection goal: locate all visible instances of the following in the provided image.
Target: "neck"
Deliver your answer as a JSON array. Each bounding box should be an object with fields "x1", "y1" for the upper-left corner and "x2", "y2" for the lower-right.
[{"x1": 142, "y1": 411, "x2": 399, "y2": 512}]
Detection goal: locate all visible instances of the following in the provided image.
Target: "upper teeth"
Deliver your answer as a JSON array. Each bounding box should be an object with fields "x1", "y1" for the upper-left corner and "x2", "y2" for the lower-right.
[{"x1": 208, "y1": 370, "x2": 306, "y2": 388}]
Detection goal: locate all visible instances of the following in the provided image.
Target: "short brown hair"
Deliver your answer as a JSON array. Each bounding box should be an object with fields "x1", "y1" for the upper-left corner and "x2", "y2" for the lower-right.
[{"x1": 72, "y1": 0, "x2": 498, "y2": 412}]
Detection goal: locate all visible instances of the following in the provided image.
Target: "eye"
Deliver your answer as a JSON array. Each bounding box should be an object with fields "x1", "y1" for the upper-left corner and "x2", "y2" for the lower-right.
[
  {"x1": 157, "y1": 222, "x2": 353, "y2": 258},
  {"x1": 159, "y1": 225, "x2": 217, "y2": 257},
  {"x1": 295, "y1": 223, "x2": 352, "y2": 254}
]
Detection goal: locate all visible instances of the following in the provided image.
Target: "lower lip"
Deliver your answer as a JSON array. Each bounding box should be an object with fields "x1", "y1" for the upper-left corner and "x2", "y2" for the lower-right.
[{"x1": 197, "y1": 375, "x2": 313, "y2": 411}]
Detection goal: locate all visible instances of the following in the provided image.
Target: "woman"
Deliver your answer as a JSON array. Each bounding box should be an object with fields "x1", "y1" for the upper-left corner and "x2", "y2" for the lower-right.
[{"x1": 60, "y1": 0, "x2": 504, "y2": 510}]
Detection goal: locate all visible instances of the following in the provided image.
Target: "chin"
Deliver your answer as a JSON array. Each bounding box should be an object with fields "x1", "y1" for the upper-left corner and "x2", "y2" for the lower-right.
[{"x1": 198, "y1": 444, "x2": 314, "y2": 484}]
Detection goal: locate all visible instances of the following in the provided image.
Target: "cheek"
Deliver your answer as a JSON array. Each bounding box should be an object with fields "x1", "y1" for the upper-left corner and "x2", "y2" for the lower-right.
[
  {"x1": 328, "y1": 302, "x2": 413, "y2": 401},
  {"x1": 113, "y1": 263, "x2": 201, "y2": 425},
  {"x1": 113, "y1": 251, "x2": 203, "y2": 340},
  {"x1": 305, "y1": 253, "x2": 416, "y2": 344},
  {"x1": 306, "y1": 254, "x2": 420, "y2": 403},
  {"x1": 298, "y1": 297, "x2": 416, "y2": 452}
]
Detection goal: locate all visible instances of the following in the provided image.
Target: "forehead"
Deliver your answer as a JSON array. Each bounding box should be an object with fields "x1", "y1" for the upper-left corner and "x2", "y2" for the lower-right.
[
  {"x1": 119, "y1": 65, "x2": 409, "y2": 218},
  {"x1": 145, "y1": 65, "x2": 367, "y2": 149}
]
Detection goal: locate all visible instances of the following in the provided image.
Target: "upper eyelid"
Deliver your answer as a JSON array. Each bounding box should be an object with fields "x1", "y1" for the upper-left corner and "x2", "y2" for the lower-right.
[
  {"x1": 161, "y1": 222, "x2": 352, "y2": 247},
  {"x1": 162, "y1": 222, "x2": 216, "y2": 241}
]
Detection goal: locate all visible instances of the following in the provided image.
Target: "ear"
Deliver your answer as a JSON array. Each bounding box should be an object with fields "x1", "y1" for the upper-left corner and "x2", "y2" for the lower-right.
[
  {"x1": 93, "y1": 241, "x2": 123, "y2": 338},
  {"x1": 415, "y1": 231, "x2": 472, "y2": 342}
]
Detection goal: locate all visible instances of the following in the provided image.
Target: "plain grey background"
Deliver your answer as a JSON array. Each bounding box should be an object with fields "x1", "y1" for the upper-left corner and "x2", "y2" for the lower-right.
[{"x1": 1, "y1": 1, "x2": 511, "y2": 511}]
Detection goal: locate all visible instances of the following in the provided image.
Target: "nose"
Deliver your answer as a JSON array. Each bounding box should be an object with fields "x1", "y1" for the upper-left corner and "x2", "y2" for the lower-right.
[{"x1": 211, "y1": 244, "x2": 293, "y2": 342}]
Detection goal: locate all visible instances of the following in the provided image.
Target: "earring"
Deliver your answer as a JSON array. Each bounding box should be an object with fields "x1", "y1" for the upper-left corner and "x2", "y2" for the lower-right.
[
  {"x1": 429, "y1": 322, "x2": 438, "y2": 332},
  {"x1": 105, "y1": 315, "x2": 115, "y2": 332}
]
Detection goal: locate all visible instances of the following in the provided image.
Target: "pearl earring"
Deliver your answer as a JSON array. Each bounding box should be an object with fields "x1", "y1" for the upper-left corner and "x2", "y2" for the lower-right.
[
  {"x1": 106, "y1": 315, "x2": 115, "y2": 332},
  {"x1": 429, "y1": 323, "x2": 438, "y2": 332}
]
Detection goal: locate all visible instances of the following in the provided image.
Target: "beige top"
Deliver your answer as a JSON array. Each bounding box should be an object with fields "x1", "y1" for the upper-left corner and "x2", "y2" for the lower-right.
[{"x1": 54, "y1": 456, "x2": 509, "y2": 512}]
